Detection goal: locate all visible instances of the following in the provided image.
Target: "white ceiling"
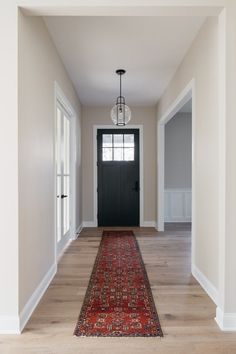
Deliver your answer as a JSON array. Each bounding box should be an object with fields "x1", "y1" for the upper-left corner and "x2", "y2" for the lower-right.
[{"x1": 44, "y1": 16, "x2": 205, "y2": 106}]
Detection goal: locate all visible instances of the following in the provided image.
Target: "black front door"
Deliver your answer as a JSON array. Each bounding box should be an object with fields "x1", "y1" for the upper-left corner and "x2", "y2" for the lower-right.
[{"x1": 97, "y1": 129, "x2": 140, "y2": 226}]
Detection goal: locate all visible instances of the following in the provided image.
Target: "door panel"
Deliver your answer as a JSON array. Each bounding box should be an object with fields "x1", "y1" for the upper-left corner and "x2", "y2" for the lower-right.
[
  {"x1": 97, "y1": 129, "x2": 139, "y2": 226},
  {"x1": 99, "y1": 164, "x2": 121, "y2": 226},
  {"x1": 56, "y1": 108, "x2": 62, "y2": 242},
  {"x1": 120, "y1": 164, "x2": 139, "y2": 226},
  {"x1": 63, "y1": 175, "x2": 70, "y2": 234},
  {"x1": 56, "y1": 104, "x2": 71, "y2": 253}
]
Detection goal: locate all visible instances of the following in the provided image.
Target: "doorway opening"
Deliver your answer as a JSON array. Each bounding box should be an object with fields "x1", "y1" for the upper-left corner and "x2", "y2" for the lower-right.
[
  {"x1": 164, "y1": 100, "x2": 192, "y2": 232},
  {"x1": 157, "y1": 80, "x2": 195, "y2": 269},
  {"x1": 97, "y1": 129, "x2": 140, "y2": 226}
]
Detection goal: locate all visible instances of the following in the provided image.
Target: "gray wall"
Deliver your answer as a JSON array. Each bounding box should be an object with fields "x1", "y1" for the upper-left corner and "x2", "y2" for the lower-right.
[{"x1": 165, "y1": 112, "x2": 192, "y2": 189}]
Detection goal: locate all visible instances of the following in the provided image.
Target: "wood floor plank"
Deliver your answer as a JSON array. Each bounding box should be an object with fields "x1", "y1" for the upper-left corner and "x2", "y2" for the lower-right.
[{"x1": 1, "y1": 226, "x2": 236, "y2": 354}]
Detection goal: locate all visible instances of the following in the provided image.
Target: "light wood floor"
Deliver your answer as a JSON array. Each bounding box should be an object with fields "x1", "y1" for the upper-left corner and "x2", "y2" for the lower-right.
[{"x1": 1, "y1": 227, "x2": 236, "y2": 354}]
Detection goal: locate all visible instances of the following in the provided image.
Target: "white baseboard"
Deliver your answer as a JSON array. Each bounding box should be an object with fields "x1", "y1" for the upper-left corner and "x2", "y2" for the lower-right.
[
  {"x1": 19, "y1": 263, "x2": 57, "y2": 332},
  {"x1": 140, "y1": 221, "x2": 156, "y2": 227},
  {"x1": 215, "y1": 307, "x2": 236, "y2": 331},
  {"x1": 164, "y1": 218, "x2": 192, "y2": 223},
  {"x1": 192, "y1": 264, "x2": 219, "y2": 305},
  {"x1": 0, "y1": 263, "x2": 57, "y2": 334},
  {"x1": 57, "y1": 238, "x2": 73, "y2": 262},
  {"x1": 165, "y1": 220, "x2": 191, "y2": 223},
  {"x1": 156, "y1": 219, "x2": 164, "y2": 232},
  {"x1": 82, "y1": 221, "x2": 97, "y2": 228},
  {"x1": 75, "y1": 223, "x2": 83, "y2": 237},
  {"x1": 82, "y1": 221, "x2": 158, "y2": 228},
  {"x1": 0, "y1": 316, "x2": 20, "y2": 334}
]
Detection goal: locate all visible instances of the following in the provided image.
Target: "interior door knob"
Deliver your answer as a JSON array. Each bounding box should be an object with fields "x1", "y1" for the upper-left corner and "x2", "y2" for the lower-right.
[{"x1": 61, "y1": 194, "x2": 68, "y2": 199}]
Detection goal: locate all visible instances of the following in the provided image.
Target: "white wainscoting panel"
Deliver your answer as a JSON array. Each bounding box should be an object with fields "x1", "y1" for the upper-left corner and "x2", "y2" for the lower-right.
[{"x1": 165, "y1": 189, "x2": 192, "y2": 222}]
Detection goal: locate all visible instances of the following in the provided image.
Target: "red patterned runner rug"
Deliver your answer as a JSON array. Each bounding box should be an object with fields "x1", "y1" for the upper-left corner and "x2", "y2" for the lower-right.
[{"x1": 74, "y1": 230, "x2": 163, "y2": 337}]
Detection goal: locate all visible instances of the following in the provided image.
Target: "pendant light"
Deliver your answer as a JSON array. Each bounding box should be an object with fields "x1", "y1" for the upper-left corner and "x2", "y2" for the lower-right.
[{"x1": 111, "y1": 69, "x2": 131, "y2": 126}]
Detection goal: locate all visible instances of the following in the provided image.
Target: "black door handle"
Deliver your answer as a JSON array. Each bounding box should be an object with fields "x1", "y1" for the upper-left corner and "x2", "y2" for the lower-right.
[
  {"x1": 132, "y1": 181, "x2": 139, "y2": 192},
  {"x1": 61, "y1": 194, "x2": 68, "y2": 199}
]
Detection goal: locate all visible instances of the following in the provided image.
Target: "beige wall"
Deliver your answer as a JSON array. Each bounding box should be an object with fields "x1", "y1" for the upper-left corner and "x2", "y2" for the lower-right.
[
  {"x1": 82, "y1": 106, "x2": 157, "y2": 224},
  {"x1": 222, "y1": 0, "x2": 236, "y2": 316},
  {"x1": 0, "y1": 1, "x2": 19, "y2": 323},
  {"x1": 18, "y1": 13, "x2": 82, "y2": 312},
  {"x1": 157, "y1": 17, "x2": 219, "y2": 288}
]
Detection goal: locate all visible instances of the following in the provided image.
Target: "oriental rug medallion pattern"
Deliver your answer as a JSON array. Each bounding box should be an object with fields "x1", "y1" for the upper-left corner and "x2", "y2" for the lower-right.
[{"x1": 74, "y1": 230, "x2": 163, "y2": 337}]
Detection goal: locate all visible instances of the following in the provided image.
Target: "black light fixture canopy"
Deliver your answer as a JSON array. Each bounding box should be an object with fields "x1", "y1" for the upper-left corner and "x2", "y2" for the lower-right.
[
  {"x1": 111, "y1": 69, "x2": 131, "y2": 126},
  {"x1": 116, "y1": 69, "x2": 126, "y2": 75}
]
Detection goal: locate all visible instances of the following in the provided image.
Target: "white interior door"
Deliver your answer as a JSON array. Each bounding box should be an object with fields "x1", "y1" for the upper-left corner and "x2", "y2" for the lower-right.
[{"x1": 56, "y1": 103, "x2": 71, "y2": 256}]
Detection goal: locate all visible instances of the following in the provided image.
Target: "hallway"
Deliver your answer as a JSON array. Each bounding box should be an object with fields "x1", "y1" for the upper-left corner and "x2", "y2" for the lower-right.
[{"x1": 1, "y1": 228, "x2": 236, "y2": 354}]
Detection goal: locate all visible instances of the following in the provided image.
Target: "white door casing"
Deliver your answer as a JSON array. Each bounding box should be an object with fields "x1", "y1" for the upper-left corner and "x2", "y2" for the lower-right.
[
  {"x1": 91, "y1": 125, "x2": 145, "y2": 227},
  {"x1": 157, "y1": 79, "x2": 195, "y2": 271},
  {"x1": 54, "y1": 82, "x2": 77, "y2": 260}
]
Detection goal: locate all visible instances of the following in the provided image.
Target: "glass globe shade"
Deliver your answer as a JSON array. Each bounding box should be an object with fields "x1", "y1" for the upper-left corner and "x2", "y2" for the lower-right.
[{"x1": 110, "y1": 103, "x2": 131, "y2": 126}]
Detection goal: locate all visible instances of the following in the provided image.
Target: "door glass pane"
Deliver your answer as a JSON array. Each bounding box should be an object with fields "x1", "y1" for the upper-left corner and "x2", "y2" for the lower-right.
[
  {"x1": 56, "y1": 108, "x2": 61, "y2": 174},
  {"x1": 124, "y1": 134, "x2": 134, "y2": 147},
  {"x1": 102, "y1": 134, "x2": 112, "y2": 147},
  {"x1": 124, "y1": 148, "x2": 134, "y2": 161},
  {"x1": 63, "y1": 176, "x2": 70, "y2": 234},
  {"x1": 57, "y1": 175, "x2": 61, "y2": 242},
  {"x1": 101, "y1": 133, "x2": 136, "y2": 161},
  {"x1": 103, "y1": 147, "x2": 112, "y2": 161},
  {"x1": 56, "y1": 107, "x2": 62, "y2": 243},
  {"x1": 114, "y1": 148, "x2": 123, "y2": 161},
  {"x1": 63, "y1": 115, "x2": 70, "y2": 175},
  {"x1": 114, "y1": 134, "x2": 123, "y2": 147}
]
